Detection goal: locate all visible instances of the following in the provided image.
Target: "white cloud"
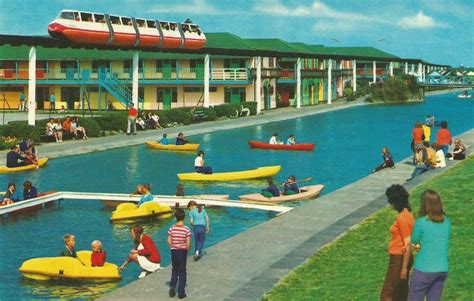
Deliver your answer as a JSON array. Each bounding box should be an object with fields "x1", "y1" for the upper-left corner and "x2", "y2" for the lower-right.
[
  {"x1": 398, "y1": 11, "x2": 444, "y2": 29},
  {"x1": 150, "y1": 0, "x2": 220, "y2": 15},
  {"x1": 255, "y1": 0, "x2": 310, "y2": 16}
]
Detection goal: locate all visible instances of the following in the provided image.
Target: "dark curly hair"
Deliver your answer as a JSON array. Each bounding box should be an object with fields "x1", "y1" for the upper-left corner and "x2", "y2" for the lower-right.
[{"x1": 385, "y1": 184, "x2": 411, "y2": 212}]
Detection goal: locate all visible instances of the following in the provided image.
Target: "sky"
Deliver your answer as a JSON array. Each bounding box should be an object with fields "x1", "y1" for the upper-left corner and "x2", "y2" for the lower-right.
[{"x1": 0, "y1": 0, "x2": 472, "y2": 66}]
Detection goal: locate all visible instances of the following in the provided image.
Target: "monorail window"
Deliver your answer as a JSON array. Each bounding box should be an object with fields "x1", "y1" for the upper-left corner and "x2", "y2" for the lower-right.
[
  {"x1": 110, "y1": 16, "x2": 121, "y2": 25},
  {"x1": 121, "y1": 17, "x2": 132, "y2": 26},
  {"x1": 136, "y1": 19, "x2": 146, "y2": 27},
  {"x1": 182, "y1": 24, "x2": 190, "y2": 32},
  {"x1": 60, "y1": 11, "x2": 75, "y2": 20},
  {"x1": 160, "y1": 22, "x2": 170, "y2": 30},
  {"x1": 94, "y1": 14, "x2": 106, "y2": 23},
  {"x1": 169, "y1": 23, "x2": 177, "y2": 30},
  {"x1": 191, "y1": 25, "x2": 201, "y2": 35},
  {"x1": 146, "y1": 20, "x2": 156, "y2": 28},
  {"x1": 81, "y1": 12, "x2": 93, "y2": 22}
]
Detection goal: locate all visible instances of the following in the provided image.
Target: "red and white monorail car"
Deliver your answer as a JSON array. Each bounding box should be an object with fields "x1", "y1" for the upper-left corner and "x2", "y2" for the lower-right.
[{"x1": 48, "y1": 10, "x2": 206, "y2": 49}]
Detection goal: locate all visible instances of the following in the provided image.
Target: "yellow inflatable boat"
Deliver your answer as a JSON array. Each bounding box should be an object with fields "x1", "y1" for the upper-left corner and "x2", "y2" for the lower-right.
[
  {"x1": 177, "y1": 165, "x2": 281, "y2": 181},
  {"x1": 0, "y1": 158, "x2": 48, "y2": 174},
  {"x1": 145, "y1": 141, "x2": 200, "y2": 151},
  {"x1": 19, "y1": 251, "x2": 121, "y2": 281},
  {"x1": 110, "y1": 201, "x2": 173, "y2": 222}
]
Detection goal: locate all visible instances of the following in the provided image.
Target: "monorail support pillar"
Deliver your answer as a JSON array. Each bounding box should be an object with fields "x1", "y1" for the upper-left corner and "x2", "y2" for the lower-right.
[
  {"x1": 204, "y1": 54, "x2": 210, "y2": 108},
  {"x1": 352, "y1": 59, "x2": 357, "y2": 93},
  {"x1": 327, "y1": 59, "x2": 332, "y2": 104},
  {"x1": 28, "y1": 46, "x2": 36, "y2": 126},
  {"x1": 389, "y1": 61, "x2": 394, "y2": 77},
  {"x1": 255, "y1": 56, "x2": 262, "y2": 114},
  {"x1": 132, "y1": 51, "x2": 139, "y2": 108},
  {"x1": 296, "y1": 57, "x2": 301, "y2": 108},
  {"x1": 372, "y1": 60, "x2": 377, "y2": 83},
  {"x1": 405, "y1": 62, "x2": 408, "y2": 74}
]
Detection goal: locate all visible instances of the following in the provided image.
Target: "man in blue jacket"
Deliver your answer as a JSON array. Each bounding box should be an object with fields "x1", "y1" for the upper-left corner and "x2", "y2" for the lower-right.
[{"x1": 6, "y1": 145, "x2": 26, "y2": 168}]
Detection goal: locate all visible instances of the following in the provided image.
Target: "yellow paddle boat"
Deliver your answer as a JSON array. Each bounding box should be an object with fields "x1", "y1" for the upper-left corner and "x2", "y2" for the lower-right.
[
  {"x1": 0, "y1": 158, "x2": 48, "y2": 174},
  {"x1": 145, "y1": 141, "x2": 200, "y2": 151},
  {"x1": 101, "y1": 194, "x2": 230, "y2": 208},
  {"x1": 239, "y1": 184, "x2": 325, "y2": 204},
  {"x1": 110, "y1": 201, "x2": 172, "y2": 222},
  {"x1": 177, "y1": 165, "x2": 281, "y2": 181},
  {"x1": 19, "y1": 251, "x2": 121, "y2": 281}
]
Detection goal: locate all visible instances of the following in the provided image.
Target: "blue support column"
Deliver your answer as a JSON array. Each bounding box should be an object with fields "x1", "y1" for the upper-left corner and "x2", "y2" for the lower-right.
[{"x1": 176, "y1": 60, "x2": 179, "y2": 80}]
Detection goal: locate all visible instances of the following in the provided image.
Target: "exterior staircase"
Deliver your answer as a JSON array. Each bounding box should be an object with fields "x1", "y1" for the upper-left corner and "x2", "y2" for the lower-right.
[{"x1": 98, "y1": 69, "x2": 144, "y2": 110}]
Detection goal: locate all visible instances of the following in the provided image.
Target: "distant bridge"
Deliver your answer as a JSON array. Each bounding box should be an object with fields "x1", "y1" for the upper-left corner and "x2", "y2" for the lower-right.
[{"x1": 419, "y1": 83, "x2": 473, "y2": 88}]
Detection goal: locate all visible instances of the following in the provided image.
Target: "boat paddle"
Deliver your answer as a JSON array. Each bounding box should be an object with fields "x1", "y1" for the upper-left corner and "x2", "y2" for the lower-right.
[{"x1": 280, "y1": 177, "x2": 313, "y2": 187}]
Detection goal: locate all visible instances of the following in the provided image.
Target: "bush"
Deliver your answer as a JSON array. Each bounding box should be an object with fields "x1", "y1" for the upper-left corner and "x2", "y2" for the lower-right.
[
  {"x1": 382, "y1": 77, "x2": 409, "y2": 101},
  {"x1": 212, "y1": 103, "x2": 236, "y2": 117},
  {"x1": 0, "y1": 136, "x2": 21, "y2": 151},
  {"x1": 194, "y1": 107, "x2": 217, "y2": 122},
  {"x1": 78, "y1": 117, "x2": 101, "y2": 137},
  {"x1": 92, "y1": 112, "x2": 128, "y2": 131},
  {"x1": 155, "y1": 111, "x2": 171, "y2": 127},
  {"x1": 242, "y1": 102, "x2": 257, "y2": 115},
  {"x1": 4, "y1": 121, "x2": 41, "y2": 142},
  {"x1": 164, "y1": 108, "x2": 192, "y2": 125}
]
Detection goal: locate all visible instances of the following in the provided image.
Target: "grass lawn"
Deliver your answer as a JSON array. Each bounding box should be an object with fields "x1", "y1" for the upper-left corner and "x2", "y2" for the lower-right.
[{"x1": 263, "y1": 156, "x2": 474, "y2": 301}]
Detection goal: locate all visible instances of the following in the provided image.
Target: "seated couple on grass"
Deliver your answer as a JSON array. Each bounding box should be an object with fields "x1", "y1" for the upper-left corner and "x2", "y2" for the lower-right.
[{"x1": 261, "y1": 176, "x2": 299, "y2": 198}]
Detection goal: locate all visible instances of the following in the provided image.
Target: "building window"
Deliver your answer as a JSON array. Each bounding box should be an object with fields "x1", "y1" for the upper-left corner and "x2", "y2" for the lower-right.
[
  {"x1": 60, "y1": 87, "x2": 80, "y2": 108},
  {"x1": 155, "y1": 60, "x2": 177, "y2": 71},
  {"x1": 92, "y1": 60, "x2": 109, "y2": 71},
  {"x1": 123, "y1": 60, "x2": 144, "y2": 73},
  {"x1": 224, "y1": 87, "x2": 245, "y2": 103},
  {"x1": 184, "y1": 87, "x2": 217, "y2": 93},
  {"x1": 156, "y1": 87, "x2": 178, "y2": 103},
  {"x1": 224, "y1": 59, "x2": 246, "y2": 69}
]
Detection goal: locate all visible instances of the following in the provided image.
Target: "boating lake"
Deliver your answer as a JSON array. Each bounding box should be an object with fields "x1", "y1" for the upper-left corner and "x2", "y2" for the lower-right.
[{"x1": 0, "y1": 93, "x2": 473, "y2": 299}]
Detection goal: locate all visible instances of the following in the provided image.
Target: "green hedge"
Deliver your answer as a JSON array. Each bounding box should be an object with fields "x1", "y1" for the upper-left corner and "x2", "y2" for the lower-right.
[
  {"x1": 79, "y1": 118, "x2": 101, "y2": 137},
  {"x1": 213, "y1": 102, "x2": 257, "y2": 117},
  {"x1": 92, "y1": 112, "x2": 128, "y2": 131},
  {"x1": 164, "y1": 108, "x2": 192, "y2": 125},
  {"x1": 2, "y1": 122, "x2": 41, "y2": 142}
]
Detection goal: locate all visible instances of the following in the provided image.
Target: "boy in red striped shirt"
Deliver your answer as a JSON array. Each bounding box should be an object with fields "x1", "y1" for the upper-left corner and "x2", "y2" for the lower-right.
[{"x1": 168, "y1": 209, "x2": 191, "y2": 299}]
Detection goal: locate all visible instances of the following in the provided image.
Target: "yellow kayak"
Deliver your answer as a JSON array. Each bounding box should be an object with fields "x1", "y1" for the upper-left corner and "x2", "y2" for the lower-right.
[
  {"x1": 110, "y1": 201, "x2": 172, "y2": 222},
  {"x1": 0, "y1": 158, "x2": 48, "y2": 174},
  {"x1": 19, "y1": 251, "x2": 121, "y2": 281},
  {"x1": 177, "y1": 165, "x2": 281, "y2": 181},
  {"x1": 145, "y1": 141, "x2": 200, "y2": 151}
]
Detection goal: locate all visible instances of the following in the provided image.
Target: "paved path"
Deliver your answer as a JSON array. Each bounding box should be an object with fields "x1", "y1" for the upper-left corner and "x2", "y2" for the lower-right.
[
  {"x1": 0, "y1": 99, "x2": 366, "y2": 165},
  {"x1": 101, "y1": 129, "x2": 473, "y2": 301}
]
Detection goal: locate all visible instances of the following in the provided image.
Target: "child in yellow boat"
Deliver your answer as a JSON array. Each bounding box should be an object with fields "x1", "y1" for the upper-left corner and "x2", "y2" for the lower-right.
[
  {"x1": 59, "y1": 234, "x2": 84, "y2": 265},
  {"x1": 283, "y1": 175, "x2": 300, "y2": 195},
  {"x1": 91, "y1": 240, "x2": 106, "y2": 267},
  {"x1": 130, "y1": 184, "x2": 143, "y2": 196},
  {"x1": 160, "y1": 133, "x2": 169, "y2": 145},
  {"x1": 194, "y1": 151, "x2": 213, "y2": 174},
  {"x1": 137, "y1": 184, "x2": 153, "y2": 207}
]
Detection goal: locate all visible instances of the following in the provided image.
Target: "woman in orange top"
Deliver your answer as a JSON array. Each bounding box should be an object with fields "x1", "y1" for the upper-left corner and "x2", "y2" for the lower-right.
[
  {"x1": 436, "y1": 121, "x2": 452, "y2": 157},
  {"x1": 412, "y1": 121, "x2": 425, "y2": 164},
  {"x1": 381, "y1": 184, "x2": 415, "y2": 301}
]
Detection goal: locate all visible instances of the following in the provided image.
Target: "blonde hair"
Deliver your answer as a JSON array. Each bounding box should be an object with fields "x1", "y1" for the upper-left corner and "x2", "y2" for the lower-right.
[
  {"x1": 63, "y1": 234, "x2": 75, "y2": 244},
  {"x1": 91, "y1": 240, "x2": 102, "y2": 249}
]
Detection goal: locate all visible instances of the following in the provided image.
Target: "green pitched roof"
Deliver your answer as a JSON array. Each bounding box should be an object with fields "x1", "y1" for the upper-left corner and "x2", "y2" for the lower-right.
[
  {"x1": 204, "y1": 33, "x2": 254, "y2": 51},
  {"x1": 243, "y1": 39, "x2": 298, "y2": 54},
  {"x1": 287, "y1": 43, "x2": 316, "y2": 55},
  {"x1": 326, "y1": 47, "x2": 399, "y2": 59}
]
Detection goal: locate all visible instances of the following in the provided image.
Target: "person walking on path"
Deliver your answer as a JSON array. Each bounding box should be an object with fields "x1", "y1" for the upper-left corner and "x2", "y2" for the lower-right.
[
  {"x1": 49, "y1": 93, "x2": 56, "y2": 112},
  {"x1": 127, "y1": 103, "x2": 138, "y2": 135},
  {"x1": 168, "y1": 209, "x2": 191, "y2": 299},
  {"x1": 408, "y1": 190, "x2": 451, "y2": 301},
  {"x1": 19, "y1": 91, "x2": 26, "y2": 111},
  {"x1": 187, "y1": 201, "x2": 210, "y2": 261},
  {"x1": 436, "y1": 121, "x2": 452, "y2": 157},
  {"x1": 380, "y1": 184, "x2": 414, "y2": 301}
]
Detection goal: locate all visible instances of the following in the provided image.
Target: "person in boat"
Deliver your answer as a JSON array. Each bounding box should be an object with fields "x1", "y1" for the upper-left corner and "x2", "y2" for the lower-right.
[
  {"x1": 261, "y1": 178, "x2": 280, "y2": 198},
  {"x1": 130, "y1": 184, "x2": 143, "y2": 196},
  {"x1": 91, "y1": 240, "x2": 106, "y2": 267},
  {"x1": 187, "y1": 201, "x2": 210, "y2": 261},
  {"x1": 372, "y1": 147, "x2": 395, "y2": 173},
  {"x1": 425, "y1": 115, "x2": 435, "y2": 127},
  {"x1": 269, "y1": 133, "x2": 282, "y2": 145},
  {"x1": 160, "y1": 133, "x2": 169, "y2": 145},
  {"x1": 6, "y1": 145, "x2": 26, "y2": 168},
  {"x1": 282, "y1": 175, "x2": 300, "y2": 195},
  {"x1": 194, "y1": 150, "x2": 212, "y2": 174},
  {"x1": 447, "y1": 138, "x2": 466, "y2": 160},
  {"x1": 23, "y1": 181, "x2": 38, "y2": 200},
  {"x1": 462, "y1": 90, "x2": 469, "y2": 96},
  {"x1": 24, "y1": 143, "x2": 38, "y2": 166},
  {"x1": 432, "y1": 142, "x2": 446, "y2": 168},
  {"x1": 286, "y1": 134, "x2": 296, "y2": 145},
  {"x1": 176, "y1": 183, "x2": 185, "y2": 196},
  {"x1": 120, "y1": 225, "x2": 161, "y2": 279},
  {"x1": 176, "y1": 132, "x2": 189, "y2": 145},
  {"x1": 59, "y1": 234, "x2": 84, "y2": 265},
  {"x1": 436, "y1": 121, "x2": 452, "y2": 157},
  {"x1": 1, "y1": 183, "x2": 20, "y2": 205},
  {"x1": 137, "y1": 184, "x2": 153, "y2": 207}
]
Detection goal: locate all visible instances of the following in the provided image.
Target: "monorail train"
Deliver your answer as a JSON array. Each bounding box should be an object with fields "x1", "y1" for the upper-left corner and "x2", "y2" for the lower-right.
[{"x1": 48, "y1": 10, "x2": 206, "y2": 49}]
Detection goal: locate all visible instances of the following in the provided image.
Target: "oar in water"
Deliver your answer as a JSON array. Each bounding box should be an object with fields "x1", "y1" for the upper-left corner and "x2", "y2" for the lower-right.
[{"x1": 280, "y1": 177, "x2": 313, "y2": 187}]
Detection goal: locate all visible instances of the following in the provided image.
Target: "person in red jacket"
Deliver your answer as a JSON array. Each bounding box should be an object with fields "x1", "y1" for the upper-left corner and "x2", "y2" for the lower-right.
[
  {"x1": 436, "y1": 121, "x2": 452, "y2": 157},
  {"x1": 127, "y1": 103, "x2": 138, "y2": 135},
  {"x1": 91, "y1": 240, "x2": 106, "y2": 267},
  {"x1": 119, "y1": 225, "x2": 161, "y2": 279},
  {"x1": 411, "y1": 121, "x2": 425, "y2": 164}
]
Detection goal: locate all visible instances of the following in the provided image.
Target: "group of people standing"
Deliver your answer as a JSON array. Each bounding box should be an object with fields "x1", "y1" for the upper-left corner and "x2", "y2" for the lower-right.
[{"x1": 381, "y1": 185, "x2": 450, "y2": 301}]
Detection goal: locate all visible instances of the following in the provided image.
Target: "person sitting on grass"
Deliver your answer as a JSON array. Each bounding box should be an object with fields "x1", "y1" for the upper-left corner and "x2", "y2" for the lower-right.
[
  {"x1": 137, "y1": 184, "x2": 154, "y2": 207},
  {"x1": 372, "y1": 147, "x2": 395, "y2": 173},
  {"x1": 448, "y1": 138, "x2": 466, "y2": 160},
  {"x1": 432, "y1": 142, "x2": 446, "y2": 168},
  {"x1": 269, "y1": 132, "x2": 282, "y2": 145},
  {"x1": 160, "y1": 133, "x2": 169, "y2": 145},
  {"x1": 194, "y1": 151, "x2": 212, "y2": 174},
  {"x1": 60, "y1": 234, "x2": 85, "y2": 266},
  {"x1": 282, "y1": 175, "x2": 300, "y2": 195},
  {"x1": 1, "y1": 183, "x2": 20, "y2": 205},
  {"x1": 176, "y1": 132, "x2": 189, "y2": 145},
  {"x1": 6, "y1": 145, "x2": 26, "y2": 168},
  {"x1": 91, "y1": 240, "x2": 106, "y2": 267},
  {"x1": 23, "y1": 181, "x2": 38, "y2": 200},
  {"x1": 408, "y1": 141, "x2": 437, "y2": 180},
  {"x1": 286, "y1": 134, "x2": 296, "y2": 145},
  {"x1": 261, "y1": 178, "x2": 280, "y2": 198}
]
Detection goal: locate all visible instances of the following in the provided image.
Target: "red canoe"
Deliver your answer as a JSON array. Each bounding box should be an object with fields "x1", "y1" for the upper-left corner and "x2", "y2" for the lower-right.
[{"x1": 248, "y1": 141, "x2": 315, "y2": 151}]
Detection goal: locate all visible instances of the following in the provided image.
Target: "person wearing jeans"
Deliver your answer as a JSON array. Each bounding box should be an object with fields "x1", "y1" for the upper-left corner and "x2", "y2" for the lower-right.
[
  {"x1": 436, "y1": 121, "x2": 452, "y2": 157},
  {"x1": 409, "y1": 142, "x2": 437, "y2": 180},
  {"x1": 187, "y1": 201, "x2": 210, "y2": 261},
  {"x1": 127, "y1": 103, "x2": 138, "y2": 135},
  {"x1": 408, "y1": 190, "x2": 451, "y2": 301},
  {"x1": 168, "y1": 209, "x2": 191, "y2": 299}
]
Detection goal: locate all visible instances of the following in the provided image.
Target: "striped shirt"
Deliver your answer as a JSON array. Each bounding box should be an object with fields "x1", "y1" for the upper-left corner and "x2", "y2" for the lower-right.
[{"x1": 168, "y1": 224, "x2": 191, "y2": 250}]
